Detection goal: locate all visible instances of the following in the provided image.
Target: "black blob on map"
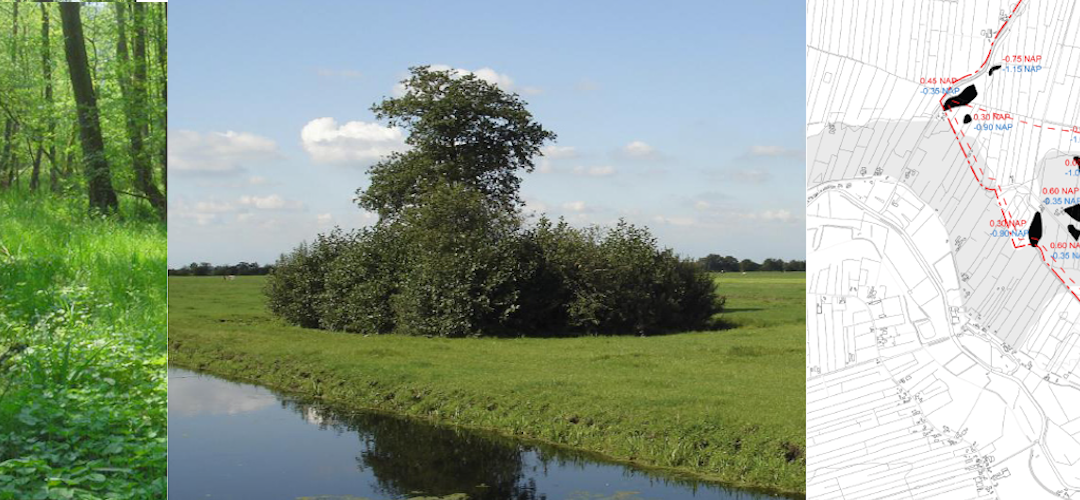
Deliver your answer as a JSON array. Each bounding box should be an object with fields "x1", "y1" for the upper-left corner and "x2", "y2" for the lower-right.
[
  {"x1": 963, "y1": 114, "x2": 972, "y2": 124},
  {"x1": 989, "y1": 65, "x2": 1002, "y2": 76},
  {"x1": 1030, "y1": 211, "x2": 1043, "y2": 247},
  {"x1": 1070, "y1": 225, "x2": 1080, "y2": 242},
  {"x1": 1074, "y1": 156, "x2": 1080, "y2": 169},
  {"x1": 943, "y1": 85, "x2": 978, "y2": 112},
  {"x1": 1065, "y1": 203, "x2": 1080, "y2": 223}
]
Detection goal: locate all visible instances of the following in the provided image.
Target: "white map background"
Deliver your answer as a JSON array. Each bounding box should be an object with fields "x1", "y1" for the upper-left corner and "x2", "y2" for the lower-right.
[{"x1": 807, "y1": 0, "x2": 1080, "y2": 498}]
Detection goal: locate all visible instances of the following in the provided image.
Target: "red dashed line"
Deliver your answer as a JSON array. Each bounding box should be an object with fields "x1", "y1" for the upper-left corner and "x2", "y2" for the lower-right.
[{"x1": 938, "y1": 0, "x2": 1080, "y2": 304}]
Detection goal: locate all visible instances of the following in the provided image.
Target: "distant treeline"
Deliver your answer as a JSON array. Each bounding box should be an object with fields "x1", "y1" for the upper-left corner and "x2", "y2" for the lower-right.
[
  {"x1": 168, "y1": 256, "x2": 805, "y2": 277},
  {"x1": 168, "y1": 262, "x2": 273, "y2": 276},
  {"x1": 696, "y1": 255, "x2": 805, "y2": 273}
]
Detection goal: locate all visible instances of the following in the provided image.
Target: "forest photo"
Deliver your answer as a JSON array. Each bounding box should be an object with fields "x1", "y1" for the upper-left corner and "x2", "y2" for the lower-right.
[{"x1": 0, "y1": 2, "x2": 167, "y2": 498}]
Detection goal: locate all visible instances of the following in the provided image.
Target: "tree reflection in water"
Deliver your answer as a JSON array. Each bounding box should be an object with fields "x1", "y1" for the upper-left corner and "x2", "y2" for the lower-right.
[{"x1": 278, "y1": 397, "x2": 714, "y2": 500}]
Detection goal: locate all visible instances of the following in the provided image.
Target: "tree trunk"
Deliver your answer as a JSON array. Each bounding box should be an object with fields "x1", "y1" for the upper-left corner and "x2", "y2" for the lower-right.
[
  {"x1": 116, "y1": 2, "x2": 164, "y2": 219},
  {"x1": 41, "y1": 3, "x2": 57, "y2": 192},
  {"x1": 2, "y1": 1, "x2": 19, "y2": 189},
  {"x1": 156, "y1": 5, "x2": 166, "y2": 192},
  {"x1": 59, "y1": 2, "x2": 117, "y2": 213}
]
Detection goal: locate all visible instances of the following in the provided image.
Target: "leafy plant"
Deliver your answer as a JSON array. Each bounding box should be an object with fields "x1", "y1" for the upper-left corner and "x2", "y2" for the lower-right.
[{"x1": 266, "y1": 67, "x2": 719, "y2": 338}]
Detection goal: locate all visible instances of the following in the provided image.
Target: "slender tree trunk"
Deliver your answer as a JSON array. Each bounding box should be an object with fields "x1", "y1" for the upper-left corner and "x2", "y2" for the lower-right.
[
  {"x1": 156, "y1": 5, "x2": 166, "y2": 192},
  {"x1": 59, "y1": 2, "x2": 117, "y2": 212},
  {"x1": 115, "y1": 3, "x2": 164, "y2": 219},
  {"x1": 29, "y1": 143, "x2": 41, "y2": 191},
  {"x1": 2, "y1": 2, "x2": 19, "y2": 189},
  {"x1": 0, "y1": 122, "x2": 12, "y2": 189},
  {"x1": 40, "y1": 3, "x2": 56, "y2": 192}
]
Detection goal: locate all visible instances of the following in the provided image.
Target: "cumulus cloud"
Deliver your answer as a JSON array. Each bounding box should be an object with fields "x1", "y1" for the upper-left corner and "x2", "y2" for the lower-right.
[
  {"x1": 541, "y1": 145, "x2": 578, "y2": 159},
  {"x1": 617, "y1": 140, "x2": 661, "y2": 161},
  {"x1": 169, "y1": 197, "x2": 227, "y2": 226},
  {"x1": 169, "y1": 130, "x2": 280, "y2": 173},
  {"x1": 238, "y1": 194, "x2": 304, "y2": 210},
  {"x1": 300, "y1": 117, "x2": 407, "y2": 166},
  {"x1": 571, "y1": 165, "x2": 616, "y2": 177},
  {"x1": 317, "y1": 213, "x2": 334, "y2": 225},
  {"x1": 393, "y1": 65, "x2": 540, "y2": 96},
  {"x1": 750, "y1": 145, "x2": 804, "y2": 158}
]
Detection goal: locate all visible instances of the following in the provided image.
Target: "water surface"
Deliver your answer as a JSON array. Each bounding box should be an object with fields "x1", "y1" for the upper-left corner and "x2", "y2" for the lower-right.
[{"x1": 168, "y1": 367, "x2": 791, "y2": 500}]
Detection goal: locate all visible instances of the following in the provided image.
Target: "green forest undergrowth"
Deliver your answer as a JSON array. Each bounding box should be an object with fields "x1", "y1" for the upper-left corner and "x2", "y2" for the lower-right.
[{"x1": 0, "y1": 192, "x2": 166, "y2": 499}]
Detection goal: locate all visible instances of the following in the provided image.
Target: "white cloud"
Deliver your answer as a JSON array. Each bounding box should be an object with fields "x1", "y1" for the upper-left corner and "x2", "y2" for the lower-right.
[
  {"x1": 541, "y1": 145, "x2": 578, "y2": 159},
  {"x1": 620, "y1": 140, "x2": 659, "y2": 160},
  {"x1": 168, "y1": 197, "x2": 226, "y2": 226},
  {"x1": 169, "y1": 130, "x2": 279, "y2": 173},
  {"x1": 756, "y1": 209, "x2": 797, "y2": 223},
  {"x1": 393, "y1": 65, "x2": 540, "y2": 96},
  {"x1": 750, "y1": 145, "x2": 803, "y2": 158},
  {"x1": 571, "y1": 165, "x2": 616, "y2": 177},
  {"x1": 300, "y1": 117, "x2": 407, "y2": 166},
  {"x1": 194, "y1": 175, "x2": 274, "y2": 189},
  {"x1": 562, "y1": 201, "x2": 588, "y2": 213},
  {"x1": 194, "y1": 200, "x2": 235, "y2": 213},
  {"x1": 317, "y1": 213, "x2": 334, "y2": 225},
  {"x1": 523, "y1": 196, "x2": 548, "y2": 214},
  {"x1": 467, "y1": 66, "x2": 515, "y2": 89},
  {"x1": 238, "y1": 194, "x2": 304, "y2": 211},
  {"x1": 651, "y1": 215, "x2": 696, "y2": 227}
]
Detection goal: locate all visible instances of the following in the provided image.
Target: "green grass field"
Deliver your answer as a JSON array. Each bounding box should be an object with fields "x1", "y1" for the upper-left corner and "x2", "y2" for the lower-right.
[
  {"x1": 0, "y1": 192, "x2": 167, "y2": 499},
  {"x1": 167, "y1": 271, "x2": 805, "y2": 495}
]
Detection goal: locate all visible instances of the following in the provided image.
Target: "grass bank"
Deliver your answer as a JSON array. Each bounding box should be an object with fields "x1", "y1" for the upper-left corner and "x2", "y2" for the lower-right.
[
  {"x1": 168, "y1": 272, "x2": 805, "y2": 496},
  {"x1": 0, "y1": 192, "x2": 167, "y2": 499}
]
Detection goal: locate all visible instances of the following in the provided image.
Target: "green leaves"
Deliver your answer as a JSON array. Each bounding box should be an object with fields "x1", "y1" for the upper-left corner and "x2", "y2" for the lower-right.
[
  {"x1": 358, "y1": 65, "x2": 555, "y2": 219},
  {"x1": 0, "y1": 193, "x2": 166, "y2": 499},
  {"x1": 270, "y1": 66, "x2": 714, "y2": 339}
]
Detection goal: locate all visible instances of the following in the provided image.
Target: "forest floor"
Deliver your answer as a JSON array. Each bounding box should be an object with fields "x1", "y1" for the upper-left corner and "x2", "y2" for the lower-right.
[
  {"x1": 0, "y1": 192, "x2": 167, "y2": 499},
  {"x1": 168, "y1": 272, "x2": 806, "y2": 496}
]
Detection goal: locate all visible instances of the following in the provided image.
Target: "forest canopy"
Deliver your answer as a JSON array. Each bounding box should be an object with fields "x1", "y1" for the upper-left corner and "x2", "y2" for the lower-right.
[{"x1": 0, "y1": 2, "x2": 167, "y2": 217}]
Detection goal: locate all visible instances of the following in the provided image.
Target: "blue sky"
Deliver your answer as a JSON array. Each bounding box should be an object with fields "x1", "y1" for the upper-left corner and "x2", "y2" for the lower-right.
[{"x1": 168, "y1": 0, "x2": 805, "y2": 267}]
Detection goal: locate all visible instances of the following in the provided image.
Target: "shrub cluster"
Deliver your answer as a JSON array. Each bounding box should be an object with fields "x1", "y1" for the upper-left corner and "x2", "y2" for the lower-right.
[
  {"x1": 266, "y1": 188, "x2": 720, "y2": 338},
  {"x1": 266, "y1": 67, "x2": 721, "y2": 337}
]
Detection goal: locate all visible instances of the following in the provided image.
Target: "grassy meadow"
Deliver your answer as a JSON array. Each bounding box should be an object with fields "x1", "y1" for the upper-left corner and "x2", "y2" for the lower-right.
[
  {"x1": 167, "y1": 271, "x2": 805, "y2": 495},
  {"x1": 0, "y1": 193, "x2": 167, "y2": 499}
]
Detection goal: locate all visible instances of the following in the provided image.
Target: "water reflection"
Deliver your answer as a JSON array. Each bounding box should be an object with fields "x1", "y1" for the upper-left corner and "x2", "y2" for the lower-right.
[
  {"x1": 168, "y1": 368, "x2": 790, "y2": 500},
  {"x1": 168, "y1": 371, "x2": 276, "y2": 416}
]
